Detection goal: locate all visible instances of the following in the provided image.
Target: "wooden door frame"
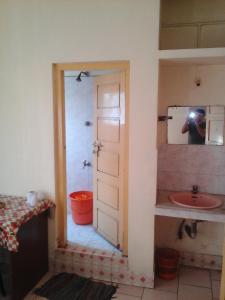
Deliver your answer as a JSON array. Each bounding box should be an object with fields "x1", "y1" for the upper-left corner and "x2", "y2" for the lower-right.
[{"x1": 52, "y1": 61, "x2": 129, "y2": 255}]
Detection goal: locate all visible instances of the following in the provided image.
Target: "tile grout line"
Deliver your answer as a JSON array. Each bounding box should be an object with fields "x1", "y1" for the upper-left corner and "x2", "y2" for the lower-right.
[
  {"x1": 209, "y1": 269, "x2": 214, "y2": 300},
  {"x1": 178, "y1": 282, "x2": 213, "y2": 290},
  {"x1": 177, "y1": 265, "x2": 180, "y2": 300},
  {"x1": 141, "y1": 283, "x2": 145, "y2": 299},
  {"x1": 178, "y1": 266, "x2": 215, "y2": 290}
]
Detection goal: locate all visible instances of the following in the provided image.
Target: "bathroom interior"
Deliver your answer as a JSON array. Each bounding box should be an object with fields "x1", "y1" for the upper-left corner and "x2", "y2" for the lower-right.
[
  {"x1": 4, "y1": 1, "x2": 225, "y2": 299},
  {"x1": 154, "y1": 0, "x2": 225, "y2": 298},
  {"x1": 155, "y1": 60, "x2": 225, "y2": 274},
  {"x1": 64, "y1": 70, "x2": 120, "y2": 253},
  {"x1": 64, "y1": 0, "x2": 225, "y2": 294}
]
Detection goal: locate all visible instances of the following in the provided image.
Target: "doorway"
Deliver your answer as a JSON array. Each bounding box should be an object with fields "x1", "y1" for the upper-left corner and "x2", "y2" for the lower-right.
[{"x1": 53, "y1": 62, "x2": 129, "y2": 255}]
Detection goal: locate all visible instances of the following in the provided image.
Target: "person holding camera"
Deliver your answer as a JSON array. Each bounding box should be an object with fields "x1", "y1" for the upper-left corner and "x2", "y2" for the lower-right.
[{"x1": 182, "y1": 108, "x2": 206, "y2": 145}]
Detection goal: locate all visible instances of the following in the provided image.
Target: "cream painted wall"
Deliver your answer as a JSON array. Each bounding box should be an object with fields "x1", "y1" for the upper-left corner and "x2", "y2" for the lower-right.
[{"x1": 0, "y1": 0, "x2": 160, "y2": 276}]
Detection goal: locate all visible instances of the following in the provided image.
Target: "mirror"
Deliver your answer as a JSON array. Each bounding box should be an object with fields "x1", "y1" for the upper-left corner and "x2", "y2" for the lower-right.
[{"x1": 167, "y1": 106, "x2": 225, "y2": 145}]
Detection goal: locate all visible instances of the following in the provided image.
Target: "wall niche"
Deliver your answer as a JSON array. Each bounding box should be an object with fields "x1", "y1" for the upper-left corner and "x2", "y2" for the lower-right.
[{"x1": 160, "y1": 0, "x2": 225, "y2": 50}]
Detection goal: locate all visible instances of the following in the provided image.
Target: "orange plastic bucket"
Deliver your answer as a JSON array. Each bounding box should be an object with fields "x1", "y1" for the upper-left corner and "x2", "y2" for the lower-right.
[
  {"x1": 156, "y1": 248, "x2": 179, "y2": 280},
  {"x1": 69, "y1": 191, "x2": 93, "y2": 225}
]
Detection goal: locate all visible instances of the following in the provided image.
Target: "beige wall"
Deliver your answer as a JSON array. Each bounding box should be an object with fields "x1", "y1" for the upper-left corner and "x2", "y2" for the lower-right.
[
  {"x1": 158, "y1": 64, "x2": 225, "y2": 144},
  {"x1": 0, "y1": 0, "x2": 160, "y2": 276}
]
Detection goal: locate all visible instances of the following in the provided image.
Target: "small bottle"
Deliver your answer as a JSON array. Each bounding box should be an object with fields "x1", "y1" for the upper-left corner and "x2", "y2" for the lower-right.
[
  {"x1": 37, "y1": 191, "x2": 45, "y2": 201},
  {"x1": 26, "y1": 191, "x2": 37, "y2": 206}
]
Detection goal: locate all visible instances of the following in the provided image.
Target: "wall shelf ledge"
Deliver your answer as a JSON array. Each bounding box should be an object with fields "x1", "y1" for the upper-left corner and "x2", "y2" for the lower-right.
[{"x1": 158, "y1": 48, "x2": 225, "y2": 65}]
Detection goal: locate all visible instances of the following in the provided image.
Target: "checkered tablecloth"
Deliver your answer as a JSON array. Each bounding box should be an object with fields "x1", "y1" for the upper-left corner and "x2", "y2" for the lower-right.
[{"x1": 0, "y1": 194, "x2": 54, "y2": 252}]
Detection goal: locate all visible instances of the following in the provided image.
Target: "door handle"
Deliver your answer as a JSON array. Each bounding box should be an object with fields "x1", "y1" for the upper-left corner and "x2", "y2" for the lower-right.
[
  {"x1": 92, "y1": 141, "x2": 99, "y2": 154},
  {"x1": 92, "y1": 141, "x2": 103, "y2": 147},
  {"x1": 92, "y1": 141, "x2": 103, "y2": 155},
  {"x1": 93, "y1": 141, "x2": 98, "y2": 147}
]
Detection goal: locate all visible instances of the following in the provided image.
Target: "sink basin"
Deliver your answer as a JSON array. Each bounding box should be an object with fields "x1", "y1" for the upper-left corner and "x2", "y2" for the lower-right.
[{"x1": 169, "y1": 192, "x2": 223, "y2": 209}]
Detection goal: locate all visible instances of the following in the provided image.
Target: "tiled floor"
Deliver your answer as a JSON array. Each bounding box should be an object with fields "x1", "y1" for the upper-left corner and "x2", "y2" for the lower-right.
[
  {"x1": 67, "y1": 213, "x2": 120, "y2": 253},
  {"x1": 25, "y1": 266, "x2": 221, "y2": 299}
]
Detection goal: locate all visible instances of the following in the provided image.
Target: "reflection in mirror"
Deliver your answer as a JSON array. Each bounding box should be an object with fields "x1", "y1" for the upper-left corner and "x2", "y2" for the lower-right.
[{"x1": 168, "y1": 106, "x2": 225, "y2": 145}]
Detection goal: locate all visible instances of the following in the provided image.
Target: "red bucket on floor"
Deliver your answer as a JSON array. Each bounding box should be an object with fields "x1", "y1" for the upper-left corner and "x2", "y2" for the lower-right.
[
  {"x1": 156, "y1": 248, "x2": 179, "y2": 280},
  {"x1": 69, "y1": 191, "x2": 93, "y2": 225}
]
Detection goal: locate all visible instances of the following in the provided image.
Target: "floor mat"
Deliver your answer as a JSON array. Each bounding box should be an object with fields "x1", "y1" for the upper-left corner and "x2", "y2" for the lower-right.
[{"x1": 34, "y1": 272, "x2": 117, "y2": 300}]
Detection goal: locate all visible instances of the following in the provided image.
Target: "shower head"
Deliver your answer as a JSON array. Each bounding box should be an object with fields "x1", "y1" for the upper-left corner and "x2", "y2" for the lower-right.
[
  {"x1": 76, "y1": 71, "x2": 90, "y2": 82},
  {"x1": 82, "y1": 71, "x2": 90, "y2": 77},
  {"x1": 76, "y1": 73, "x2": 82, "y2": 82}
]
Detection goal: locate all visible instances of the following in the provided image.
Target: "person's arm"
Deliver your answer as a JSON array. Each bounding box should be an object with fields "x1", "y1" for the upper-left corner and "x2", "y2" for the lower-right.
[
  {"x1": 181, "y1": 119, "x2": 189, "y2": 134},
  {"x1": 194, "y1": 121, "x2": 206, "y2": 138}
]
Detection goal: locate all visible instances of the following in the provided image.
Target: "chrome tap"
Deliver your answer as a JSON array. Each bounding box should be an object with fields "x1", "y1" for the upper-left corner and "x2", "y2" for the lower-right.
[
  {"x1": 192, "y1": 185, "x2": 198, "y2": 194},
  {"x1": 82, "y1": 160, "x2": 91, "y2": 169}
]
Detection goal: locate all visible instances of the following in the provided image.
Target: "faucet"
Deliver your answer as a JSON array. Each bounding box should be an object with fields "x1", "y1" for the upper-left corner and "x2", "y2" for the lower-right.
[
  {"x1": 192, "y1": 185, "x2": 198, "y2": 194},
  {"x1": 82, "y1": 160, "x2": 91, "y2": 169}
]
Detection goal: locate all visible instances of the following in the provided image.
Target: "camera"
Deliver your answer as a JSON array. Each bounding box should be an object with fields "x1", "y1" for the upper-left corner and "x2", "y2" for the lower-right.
[{"x1": 189, "y1": 112, "x2": 196, "y2": 119}]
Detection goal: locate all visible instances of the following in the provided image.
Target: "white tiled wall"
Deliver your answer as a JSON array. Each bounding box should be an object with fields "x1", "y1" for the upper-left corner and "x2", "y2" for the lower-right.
[
  {"x1": 64, "y1": 76, "x2": 93, "y2": 212},
  {"x1": 156, "y1": 144, "x2": 225, "y2": 259},
  {"x1": 54, "y1": 246, "x2": 154, "y2": 288},
  {"x1": 158, "y1": 144, "x2": 225, "y2": 195}
]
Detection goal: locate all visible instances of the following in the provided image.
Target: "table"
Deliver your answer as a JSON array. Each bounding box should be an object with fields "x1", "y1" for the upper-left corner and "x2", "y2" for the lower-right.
[{"x1": 0, "y1": 195, "x2": 54, "y2": 300}]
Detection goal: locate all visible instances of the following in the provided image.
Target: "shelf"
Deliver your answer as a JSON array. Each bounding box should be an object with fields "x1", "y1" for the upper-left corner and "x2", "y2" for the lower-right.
[
  {"x1": 155, "y1": 191, "x2": 225, "y2": 223},
  {"x1": 158, "y1": 48, "x2": 225, "y2": 65}
]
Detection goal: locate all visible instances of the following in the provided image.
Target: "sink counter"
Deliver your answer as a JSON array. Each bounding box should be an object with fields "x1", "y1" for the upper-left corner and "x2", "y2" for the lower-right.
[{"x1": 155, "y1": 190, "x2": 225, "y2": 222}]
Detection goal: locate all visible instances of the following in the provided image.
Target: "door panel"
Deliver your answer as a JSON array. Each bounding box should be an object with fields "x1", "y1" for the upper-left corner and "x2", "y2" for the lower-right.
[
  {"x1": 97, "y1": 83, "x2": 120, "y2": 108},
  {"x1": 200, "y1": 23, "x2": 225, "y2": 48},
  {"x1": 205, "y1": 106, "x2": 224, "y2": 145},
  {"x1": 208, "y1": 120, "x2": 224, "y2": 143},
  {"x1": 97, "y1": 180, "x2": 119, "y2": 210},
  {"x1": 160, "y1": 26, "x2": 198, "y2": 50},
  {"x1": 97, "y1": 150, "x2": 119, "y2": 177},
  {"x1": 93, "y1": 72, "x2": 126, "y2": 250},
  {"x1": 97, "y1": 118, "x2": 120, "y2": 143},
  {"x1": 97, "y1": 209, "x2": 118, "y2": 245}
]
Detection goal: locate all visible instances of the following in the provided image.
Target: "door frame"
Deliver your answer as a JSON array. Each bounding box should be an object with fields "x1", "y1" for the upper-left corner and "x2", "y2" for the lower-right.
[{"x1": 52, "y1": 61, "x2": 130, "y2": 255}]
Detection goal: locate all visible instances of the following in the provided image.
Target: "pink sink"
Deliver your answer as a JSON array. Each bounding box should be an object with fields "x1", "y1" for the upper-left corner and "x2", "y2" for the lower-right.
[{"x1": 169, "y1": 192, "x2": 223, "y2": 210}]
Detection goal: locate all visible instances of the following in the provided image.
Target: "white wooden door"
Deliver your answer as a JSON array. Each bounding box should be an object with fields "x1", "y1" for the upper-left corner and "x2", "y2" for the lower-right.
[
  {"x1": 93, "y1": 72, "x2": 126, "y2": 250},
  {"x1": 205, "y1": 106, "x2": 224, "y2": 145}
]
